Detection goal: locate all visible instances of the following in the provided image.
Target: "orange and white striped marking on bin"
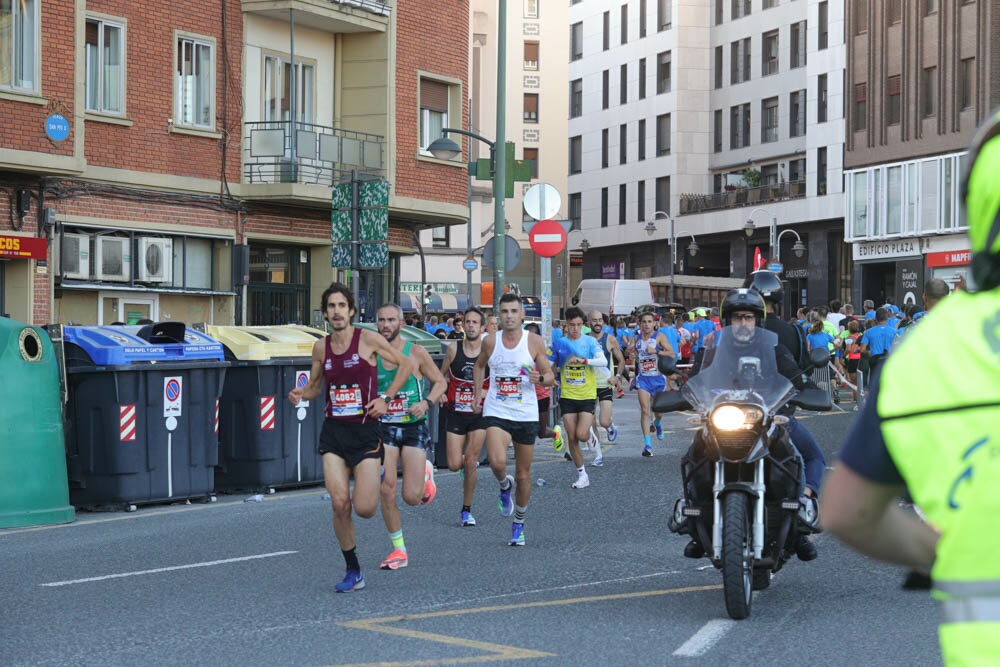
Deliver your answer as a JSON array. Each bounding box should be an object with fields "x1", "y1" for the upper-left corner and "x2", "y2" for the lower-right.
[
  {"x1": 120, "y1": 404, "x2": 136, "y2": 441},
  {"x1": 259, "y1": 396, "x2": 275, "y2": 430}
]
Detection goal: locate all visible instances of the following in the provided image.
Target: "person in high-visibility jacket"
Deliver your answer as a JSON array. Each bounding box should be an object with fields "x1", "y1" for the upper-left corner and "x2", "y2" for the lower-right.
[{"x1": 821, "y1": 109, "x2": 1000, "y2": 665}]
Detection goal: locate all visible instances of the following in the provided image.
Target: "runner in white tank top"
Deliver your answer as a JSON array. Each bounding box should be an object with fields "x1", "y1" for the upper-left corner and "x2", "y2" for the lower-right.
[{"x1": 484, "y1": 325, "x2": 539, "y2": 422}]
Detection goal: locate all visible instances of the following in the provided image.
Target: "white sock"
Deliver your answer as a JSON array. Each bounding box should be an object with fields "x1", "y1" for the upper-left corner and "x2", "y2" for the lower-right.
[{"x1": 577, "y1": 466, "x2": 586, "y2": 475}]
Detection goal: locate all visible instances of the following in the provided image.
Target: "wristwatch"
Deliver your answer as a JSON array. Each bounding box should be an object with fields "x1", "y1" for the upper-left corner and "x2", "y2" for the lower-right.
[{"x1": 379, "y1": 393, "x2": 394, "y2": 403}]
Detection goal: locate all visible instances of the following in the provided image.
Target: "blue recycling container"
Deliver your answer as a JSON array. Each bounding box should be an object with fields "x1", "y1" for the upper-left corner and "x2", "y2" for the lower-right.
[{"x1": 61, "y1": 322, "x2": 227, "y2": 510}]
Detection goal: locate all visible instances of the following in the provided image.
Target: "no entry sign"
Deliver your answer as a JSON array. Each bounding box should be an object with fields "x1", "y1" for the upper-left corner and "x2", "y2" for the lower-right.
[{"x1": 528, "y1": 219, "x2": 567, "y2": 258}]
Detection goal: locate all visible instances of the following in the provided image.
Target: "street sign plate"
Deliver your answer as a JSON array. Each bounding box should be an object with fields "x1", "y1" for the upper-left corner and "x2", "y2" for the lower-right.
[
  {"x1": 768, "y1": 263, "x2": 783, "y2": 273},
  {"x1": 529, "y1": 219, "x2": 567, "y2": 258},
  {"x1": 481, "y1": 234, "x2": 522, "y2": 272},
  {"x1": 523, "y1": 183, "x2": 561, "y2": 221},
  {"x1": 463, "y1": 257, "x2": 478, "y2": 271}
]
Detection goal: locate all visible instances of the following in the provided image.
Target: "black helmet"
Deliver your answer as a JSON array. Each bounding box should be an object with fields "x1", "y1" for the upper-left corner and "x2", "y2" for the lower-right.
[
  {"x1": 961, "y1": 107, "x2": 1000, "y2": 290},
  {"x1": 721, "y1": 288, "x2": 766, "y2": 324},
  {"x1": 743, "y1": 270, "x2": 783, "y2": 304}
]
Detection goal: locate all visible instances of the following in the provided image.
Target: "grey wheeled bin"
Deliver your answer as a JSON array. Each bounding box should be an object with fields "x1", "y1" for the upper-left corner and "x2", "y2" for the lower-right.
[{"x1": 61, "y1": 322, "x2": 227, "y2": 511}]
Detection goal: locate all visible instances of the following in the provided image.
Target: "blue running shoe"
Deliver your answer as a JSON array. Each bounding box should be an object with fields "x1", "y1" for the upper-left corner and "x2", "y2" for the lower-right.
[
  {"x1": 335, "y1": 569, "x2": 365, "y2": 593},
  {"x1": 498, "y1": 475, "x2": 514, "y2": 517},
  {"x1": 654, "y1": 419, "x2": 664, "y2": 440},
  {"x1": 460, "y1": 510, "x2": 477, "y2": 527},
  {"x1": 642, "y1": 444, "x2": 653, "y2": 457},
  {"x1": 509, "y1": 522, "x2": 525, "y2": 546},
  {"x1": 607, "y1": 423, "x2": 618, "y2": 442}
]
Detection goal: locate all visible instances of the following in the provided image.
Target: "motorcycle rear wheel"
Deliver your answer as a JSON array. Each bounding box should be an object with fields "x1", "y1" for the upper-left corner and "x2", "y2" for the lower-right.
[{"x1": 722, "y1": 493, "x2": 753, "y2": 619}]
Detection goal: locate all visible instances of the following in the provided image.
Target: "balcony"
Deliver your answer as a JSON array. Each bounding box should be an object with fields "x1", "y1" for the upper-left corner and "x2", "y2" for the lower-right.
[
  {"x1": 241, "y1": 0, "x2": 391, "y2": 34},
  {"x1": 243, "y1": 121, "x2": 384, "y2": 206},
  {"x1": 679, "y1": 180, "x2": 806, "y2": 215}
]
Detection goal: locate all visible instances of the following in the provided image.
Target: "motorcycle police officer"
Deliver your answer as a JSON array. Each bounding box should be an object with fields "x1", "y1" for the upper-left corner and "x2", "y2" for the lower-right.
[{"x1": 822, "y1": 109, "x2": 1000, "y2": 665}]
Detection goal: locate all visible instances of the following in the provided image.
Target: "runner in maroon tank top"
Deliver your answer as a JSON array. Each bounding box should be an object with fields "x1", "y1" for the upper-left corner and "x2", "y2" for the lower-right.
[{"x1": 288, "y1": 282, "x2": 411, "y2": 593}]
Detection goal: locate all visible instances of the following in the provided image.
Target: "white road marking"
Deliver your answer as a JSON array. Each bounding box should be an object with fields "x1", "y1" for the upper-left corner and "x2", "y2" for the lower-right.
[
  {"x1": 672, "y1": 619, "x2": 737, "y2": 657},
  {"x1": 40, "y1": 551, "x2": 298, "y2": 587}
]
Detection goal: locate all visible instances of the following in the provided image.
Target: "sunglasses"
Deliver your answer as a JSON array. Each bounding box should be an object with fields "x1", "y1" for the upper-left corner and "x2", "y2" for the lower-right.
[{"x1": 731, "y1": 313, "x2": 756, "y2": 322}]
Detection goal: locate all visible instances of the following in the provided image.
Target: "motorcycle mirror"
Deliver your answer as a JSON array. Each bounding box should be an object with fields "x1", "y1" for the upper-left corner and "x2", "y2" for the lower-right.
[
  {"x1": 658, "y1": 354, "x2": 677, "y2": 376},
  {"x1": 790, "y1": 387, "x2": 832, "y2": 412},
  {"x1": 651, "y1": 389, "x2": 690, "y2": 413},
  {"x1": 808, "y1": 346, "x2": 830, "y2": 369}
]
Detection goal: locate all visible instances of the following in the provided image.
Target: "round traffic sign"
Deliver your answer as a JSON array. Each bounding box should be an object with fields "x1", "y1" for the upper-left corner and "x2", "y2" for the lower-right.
[
  {"x1": 463, "y1": 257, "x2": 478, "y2": 271},
  {"x1": 523, "y1": 183, "x2": 561, "y2": 221},
  {"x1": 529, "y1": 219, "x2": 567, "y2": 258}
]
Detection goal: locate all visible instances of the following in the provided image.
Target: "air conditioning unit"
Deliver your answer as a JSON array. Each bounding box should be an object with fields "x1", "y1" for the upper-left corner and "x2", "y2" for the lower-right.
[
  {"x1": 138, "y1": 237, "x2": 173, "y2": 282},
  {"x1": 61, "y1": 233, "x2": 90, "y2": 280},
  {"x1": 95, "y1": 236, "x2": 131, "y2": 282}
]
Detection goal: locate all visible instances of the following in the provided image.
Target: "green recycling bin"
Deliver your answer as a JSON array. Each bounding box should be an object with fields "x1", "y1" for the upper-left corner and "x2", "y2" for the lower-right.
[{"x1": 0, "y1": 318, "x2": 75, "y2": 528}]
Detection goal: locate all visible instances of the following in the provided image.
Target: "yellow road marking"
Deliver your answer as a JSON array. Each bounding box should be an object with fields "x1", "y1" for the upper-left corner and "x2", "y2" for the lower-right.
[{"x1": 332, "y1": 584, "x2": 722, "y2": 666}]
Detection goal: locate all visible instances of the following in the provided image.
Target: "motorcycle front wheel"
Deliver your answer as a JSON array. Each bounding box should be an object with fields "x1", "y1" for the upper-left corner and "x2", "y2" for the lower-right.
[{"x1": 722, "y1": 493, "x2": 753, "y2": 619}]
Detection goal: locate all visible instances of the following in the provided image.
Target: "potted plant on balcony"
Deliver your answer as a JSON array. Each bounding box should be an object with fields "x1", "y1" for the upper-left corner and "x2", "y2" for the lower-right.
[{"x1": 743, "y1": 167, "x2": 761, "y2": 188}]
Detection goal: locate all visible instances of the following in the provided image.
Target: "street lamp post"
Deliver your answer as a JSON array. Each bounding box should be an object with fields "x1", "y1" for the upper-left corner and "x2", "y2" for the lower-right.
[
  {"x1": 647, "y1": 211, "x2": 698, "y2": 304},
  {"x1": 564, "y1": 229, "x2": 588, "y2": 317},
  {"x1": 743, "y1": 207, "x2": 806, "y2": 266}
]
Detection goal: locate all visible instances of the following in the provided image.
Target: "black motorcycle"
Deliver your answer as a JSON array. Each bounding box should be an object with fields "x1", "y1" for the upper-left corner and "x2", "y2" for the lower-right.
[{"x1": 653, "y1": 327, "x2": 830, "y2": 620}]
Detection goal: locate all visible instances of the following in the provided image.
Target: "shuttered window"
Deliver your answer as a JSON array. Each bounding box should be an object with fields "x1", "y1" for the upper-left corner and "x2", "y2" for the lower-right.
[{"x1": 420, "y1": 79, "x2": 449, "y2": 113}]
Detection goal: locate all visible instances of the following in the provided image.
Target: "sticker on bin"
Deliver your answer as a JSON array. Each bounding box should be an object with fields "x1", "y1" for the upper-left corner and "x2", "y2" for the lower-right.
[
  {"x1": 214, "y1": 399, "x2": 220, "y2": 434},
  {"x1": 295, "y1": 371, "x2": 310, "y2": 408},
  {"x1": 163, "y1": 376, "x2": 183, "y2": 418},
  {"x1": 260, "y1": 396, "x2": 276, "y2": 430},
  {"x1": 120, "y1": 404, "x2": 137, "y2": 441}
]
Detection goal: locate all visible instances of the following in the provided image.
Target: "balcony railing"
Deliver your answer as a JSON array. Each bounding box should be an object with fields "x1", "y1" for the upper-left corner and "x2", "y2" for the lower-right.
[
  {"x1": 243, "y1": 121, "x2": 384, "y2": 186},
  {"x1": 679, "y1": 179, "x2": 806, "y2": 215}
]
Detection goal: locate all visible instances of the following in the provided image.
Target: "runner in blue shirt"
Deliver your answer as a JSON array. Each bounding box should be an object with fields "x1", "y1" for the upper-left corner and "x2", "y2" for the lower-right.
[{"x1": 859, "y1": 307, "x2": 897, "y2": 378}]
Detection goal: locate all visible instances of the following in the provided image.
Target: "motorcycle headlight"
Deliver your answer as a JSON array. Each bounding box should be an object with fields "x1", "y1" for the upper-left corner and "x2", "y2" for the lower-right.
[{"x1": 710, "y1": 405, "x2": 763, "y2": 430}]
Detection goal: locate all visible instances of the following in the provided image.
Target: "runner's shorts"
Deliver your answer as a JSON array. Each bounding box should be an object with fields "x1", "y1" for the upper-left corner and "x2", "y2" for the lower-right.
[
  {"x1": 559, "y1": 397, "x2": 597, "y2": 415},
  {"x1": 383, "y1": 421, "x2": 431, "y2": 450},
  {"x1": 481, "y1": 416, "x2": 539, "y2": 445},
  {"x1": 635, "y1": 374, "x2": 667, "y2": 394},
  {"x1": 319, "y1": 419, "x2": 384, "y2": 468},
  {"x1": 445, "y1": 409, "x2": 488, "y2": 436},
  {"x1": 597, "y1": 387, "x2": 614, "y2": 402}
]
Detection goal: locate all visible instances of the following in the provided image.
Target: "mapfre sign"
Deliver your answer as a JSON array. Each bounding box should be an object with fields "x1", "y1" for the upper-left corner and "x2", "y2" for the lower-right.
[{"x1": 0, "y1": 234, "x2": 47, "y2": 260}]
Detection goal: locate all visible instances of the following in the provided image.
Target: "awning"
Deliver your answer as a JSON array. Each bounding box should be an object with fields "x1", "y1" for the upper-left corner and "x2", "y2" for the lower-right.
[{"x1": 400, "y1": 293, "x2": 470, "y2": 313}]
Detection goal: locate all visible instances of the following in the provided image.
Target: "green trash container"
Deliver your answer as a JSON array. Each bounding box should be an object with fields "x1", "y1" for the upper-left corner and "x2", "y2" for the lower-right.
[{"x1": 0, "y1": 318, "x2": 75, "y2": 528}]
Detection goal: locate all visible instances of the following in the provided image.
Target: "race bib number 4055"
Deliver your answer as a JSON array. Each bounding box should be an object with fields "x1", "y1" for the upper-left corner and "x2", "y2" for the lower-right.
[{"x1": 495, "y1": 376, "x2": 522, "y2": 403}]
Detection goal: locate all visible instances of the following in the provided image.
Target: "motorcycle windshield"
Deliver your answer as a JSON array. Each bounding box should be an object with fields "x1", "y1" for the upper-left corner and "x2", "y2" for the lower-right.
[{"x1": 682, "y1": 326, "x2": 794, "y2": 414}]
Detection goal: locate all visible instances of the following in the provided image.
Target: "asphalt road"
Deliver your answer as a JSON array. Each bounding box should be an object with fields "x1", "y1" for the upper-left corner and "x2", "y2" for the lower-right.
[{"x1": 3, "y1": 393, "x2": 941, "y2": 666}]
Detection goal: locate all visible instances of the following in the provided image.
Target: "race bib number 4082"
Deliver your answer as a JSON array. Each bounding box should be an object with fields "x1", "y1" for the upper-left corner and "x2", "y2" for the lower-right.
[{"x1": 329, "y1": 385, "x2": 364, "y2": 416}]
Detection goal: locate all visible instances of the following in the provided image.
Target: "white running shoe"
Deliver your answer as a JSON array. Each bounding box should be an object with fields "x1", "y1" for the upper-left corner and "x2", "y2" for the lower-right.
[
  {"x1": 571, "y1": 471, "x2": 590, "y2": 489},
  {"x1": 592, "y1": 442, "x2": 604, "y2": 467},
  {"x1": 587, "y1": 429, "x2": 599, "y2": 450}
]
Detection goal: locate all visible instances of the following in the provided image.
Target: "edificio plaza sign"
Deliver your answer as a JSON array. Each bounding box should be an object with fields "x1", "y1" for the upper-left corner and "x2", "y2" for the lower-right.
[{"x1": 852, "y1": 239, "x2": 921, "y2": 261}]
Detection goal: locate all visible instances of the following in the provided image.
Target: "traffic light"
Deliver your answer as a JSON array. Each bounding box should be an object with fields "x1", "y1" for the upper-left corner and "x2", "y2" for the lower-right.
[{"x1": 423, "y1": 284, "x2": 433, "y2": 305}]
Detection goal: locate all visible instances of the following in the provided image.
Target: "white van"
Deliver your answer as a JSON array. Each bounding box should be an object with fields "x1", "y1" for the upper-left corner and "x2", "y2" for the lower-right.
[{"x1": 571, "y1": 279, "x2": 653, "y2": 316}]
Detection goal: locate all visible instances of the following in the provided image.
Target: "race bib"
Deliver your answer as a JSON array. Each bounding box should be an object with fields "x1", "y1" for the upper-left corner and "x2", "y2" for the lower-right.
[
  {"x1": 639, "y1": 357, "x2": 659, "y2": 376},
  {"x1": 496, "y1": 376, "x2": 522, "y2": 402},
  {"x1": 384, "y1": 394, "x2": 410, "y2": 422},
  {"x1": 455, "y1": 385, "x2": 475, "y2": 413},
  {"x1": 565, "y1": 366, "x2": 586, "y2": 386},
  {"x1": 329, "y1": 385, "x2": 364, "y2": 416}
]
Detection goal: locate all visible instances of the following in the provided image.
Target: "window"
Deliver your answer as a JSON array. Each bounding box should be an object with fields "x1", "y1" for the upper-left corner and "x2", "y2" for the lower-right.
[
  {"x1": 524, "y1": 0, "x2": 539, "y2": 18},
  {"x1": 419, "y1": 78, "x2": 450, "y2": 151},
  {"x1": 432, "y1": 226, "x2": 450, "y2": 248},
  {"x1": 523, "y1": 41, "x2": 539, "y2": 70},
  {"x1": 523, "y1": 148, "x2": 539, "y2": 179},
  {"x1": 817, "y1": 147, "x2": 828, "y2": 195},
  {"x1": 569, "y1": 136, "x2": 582, "y2": 174},
  {"x1": 620, "y1": 64, "x2": 628, "y2": 104},
  {"x1": 764, "y1": 0, "x2": 777, "y2": 8},
  {"x1": 657, "y1": 51, "x2": 671, "y2": 94},
  {"x1": 761, "y1": 164, "x2": 778, "y2": 185},
  {"x1": 658, "y1": 0, "x2": 672, "y2": 30},
  {"x1": 570, "y1": 22, "x2": 583, "y2": 61},
  {"x1": 713, "y1": 109, "x2": 723, "y2": 153},
  {"x1": 619, "y1": 183, "x2": 628, "y2": 224},
  {"x1": 569, "y1": 193, "x2": 582, "y2": 230},
  {"x1": 730, "y1": 38, "x2": 750, "y2": 84},
  {"x1": 924, "y1": 0, "x2": 936, "y2": 14},
  {"x1": 855, "y1": 0, "x2": 868, "y2": 34},
  {"x1": 176, "y1": 36, "x2": 215, "y2": 129},
  {"x1": 762, "y1": 30, "x2": 779, "y2": 76},
  {"x1": 0, "y1": 0, "x2": 38, "y2": 91},
  {"x1": 602, "y1": 128, "x2": 609, "y2": 168},
  {"x1": 637, "y1": 180, "x2": 646, "y2": 222},
  {"x1": 790, "y1": 21, "x2": 806, "y2": 69},
  {"x1": 656, "y1": 113, "x2": 671, "y2": 155},
  {"x1": 638, "y1": 58, "x2": 647, "y2": 99},
  {"x1": 523, "y1": 93, "x2": 538, "y2": 123},
  {"x1": 888, "y1": 0, "x2": 902, "y2": 23},
  {"x1": 621, "y1": 4, "x2": 628, "y2": 44},
  {"x1": 854, "y1": 83, "x2": 867, "y2": 131},
  {"x1": 715, "y1": 0, "x2": 724, "y2": 24},
  {"x1": 732, "y1": 0, "x2": 751, "y2": 20},
  {"x1": 789, "y1": 158, "x2": 805, "y2": 183},
  {"x1": 730, "y1": 103, "x2": 750, "y2": 148},
  {"x1": 818, "y1": 74, "x2": 828, "y2": 123},
  {"x1": 603, "y1": 11, "x2": 610, "y2": 50},
  {"x1": 886, "y1": 75, "x2": 901, "y2": 125},
  {"x1": 602, "y1": 70, "x2": 610, "y2": 109},
  {"x1": 86, "y1": 18, "x2": 125, "y2": 114},
  {"x1": 570, "y1": 79, "x2": 583, "y2": 118},
  {"x1": 960, "y1": 58, "x2": 975, "y2": 110},
  {"x1": 640, "y1": 0, "x2": 648, "y2": 37},
  {"x1": 655, "y1": 176, "x2": 670, "y2": 215},
  {"x1": 922, "y1": 67, "x2": 936, "y2": 118},
  {"x1": 262, "y1": 55, "x2": 316, "y2": 130},
  {"x1": 819, "y1": 2, "x2": 829, "y2": 49},
  {"x1": 619, "y1": 124, "x2": 628, "y2": 164},
  {"x1": 762, "y1": 97, "x2": 778, "y2": 142},
  {"x1": 601, "y1": 187, "x2": 609, "y2": 227},
  {"x1": 790, "y1": 90, "x2": 806, "y2": 137},
  {"x1": 638, "y1": 119, "x2": 646, "y2": 160},
  {"x1": 714, "y1": 45, "x2": 723, "y2": 89}
]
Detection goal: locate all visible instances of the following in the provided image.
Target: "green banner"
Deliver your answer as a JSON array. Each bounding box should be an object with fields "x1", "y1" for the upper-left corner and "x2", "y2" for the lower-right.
[
  {"x1": 331, "y1": 178, "x2": 389, "y2": 269},
  {"x1": 331, "y1": 183, "x2": 353, "y2": 268}
]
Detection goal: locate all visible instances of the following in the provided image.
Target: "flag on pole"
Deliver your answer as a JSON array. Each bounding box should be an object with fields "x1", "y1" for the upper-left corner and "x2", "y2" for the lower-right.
[{"x1": 753, "y1": 246, "x2": 766, "y2": 271}]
